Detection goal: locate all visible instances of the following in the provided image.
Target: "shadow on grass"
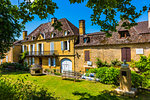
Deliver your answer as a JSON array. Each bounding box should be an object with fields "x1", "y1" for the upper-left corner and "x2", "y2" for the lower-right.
[
  {"x1": 73, "y1": 90, "x2": 150, "y2": 100},
  {"x1": 62, "y1": 78, "x2": 83, "y2": 82},
  {"x1": 0, "y1": 71, "x2": 29, "y2": 75}
]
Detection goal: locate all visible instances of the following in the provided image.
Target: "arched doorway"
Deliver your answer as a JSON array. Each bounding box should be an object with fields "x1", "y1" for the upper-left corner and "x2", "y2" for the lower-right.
[{"x1": 61, "y1": 58, "x2": 72, "y2": 73}]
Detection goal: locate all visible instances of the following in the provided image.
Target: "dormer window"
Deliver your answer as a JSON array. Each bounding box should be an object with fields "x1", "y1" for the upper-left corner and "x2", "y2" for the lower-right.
[
  {"x1": 26, "y1": 37, "x2": 29, "y2": 40},
  {"x1": 83, "y1": 38, "x2": 87, "y2": 43},
  {"x1": 119, "y1": 31, "x2": 130, "y2": 39},
  {"x1": 41, "y1": 33, "x2": 45, "y2": 39},
  {"x1": 51, "y1": 32, "x2": 56, "y2": 38},
  {"x1": 64, "y1": 31, "x2": 68, "y2": 36},
  {"x1": 83, "y1": 37, "x2": 90, "y2": 43},
  {"x1": 32, "y1": 36, "x2": 36, "y2": 40}
]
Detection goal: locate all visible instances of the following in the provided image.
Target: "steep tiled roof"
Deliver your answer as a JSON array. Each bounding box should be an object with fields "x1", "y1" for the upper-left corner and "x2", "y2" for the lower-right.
[
  {"x1": 13, "y1": 40, "x2": 22, "y2": 45},
  {"x1": 134, "y1": 21, "x2": 150, "y2": 34},
  {"x1": 75, "y1": 21, "x2": 150, "y2": 47},
  {"x1": 23, "y1": 18, "x2": 79, "y2": 42}
]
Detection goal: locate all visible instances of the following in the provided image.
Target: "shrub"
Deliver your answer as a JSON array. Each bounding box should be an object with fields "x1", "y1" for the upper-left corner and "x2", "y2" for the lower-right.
[
  {"x1": 96, "y1": 58, "x2": 110, "y2": 68},
  {"x1": 111, "y1": 59, "x2": 122, "y2": 67},
  {"x1": 0, "y1": 75, "x2": 56, "y2": 99},
  {"x1": 96, "y1": 67, "x2": 120, "y2": 85},
  {"x1": 88, "y1": 68, "x2": 98, "y2": 73},
  {"x1": 54, "y1": 72, "x2": 62, "y2": 76},
  {"x1": 0, "y1": 62, "x2": 29, "y2": 71},
  {"x1": 131, "y1": 71, "x2": 143, "y2": 88}
]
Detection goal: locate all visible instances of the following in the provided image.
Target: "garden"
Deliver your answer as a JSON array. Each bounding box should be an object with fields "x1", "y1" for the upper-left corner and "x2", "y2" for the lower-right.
[{"x1": 0, "y1": 55, "x2": 150, "y2": 99}]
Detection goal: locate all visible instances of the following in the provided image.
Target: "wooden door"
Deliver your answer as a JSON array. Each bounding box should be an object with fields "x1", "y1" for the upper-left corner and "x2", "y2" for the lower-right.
[{"x1": 121, "y1": 47, "x2": 131, "y2": 62}]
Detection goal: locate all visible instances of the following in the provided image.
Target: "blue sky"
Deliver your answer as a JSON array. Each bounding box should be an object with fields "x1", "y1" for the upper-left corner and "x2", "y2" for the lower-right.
[{"x1": 11, "y1": 0, "x2": 149, "y2": 40}]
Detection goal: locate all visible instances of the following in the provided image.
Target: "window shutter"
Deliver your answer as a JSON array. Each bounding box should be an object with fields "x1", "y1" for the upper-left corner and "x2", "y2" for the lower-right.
[
  {"x1": 126, "y1": 48, "x2": 131, "y2": 62},
  {"x1": 67, "y1": 40, "x2": 70, "y2": 50},
  {"x1": 37, "y1": 43, "x2": 39, "y2": 55},
  {"x1": 33, "y1": 44, "x2": 35, "y2": 55},
  {"x1": 28, "y1": 45, "x2": 30, "y2": 55},
  {"x1": 53, "y1": 58, "x2": 56, "y2": 67},
  {"x1": 121, "y1": 48, "x2": 126, "y2": 61},
  {"x1": 61, "y1": 41, "x2": 64, "y2": 50},
  {"x1": 22, "y1": 45, "x2": 24, "y2": 52},
  {"x1": 50, "y1": 42, "x2": 54, "y2": 51},
  {"x1": 41, "y1": 43, "x2": 44, "y2": 54},
  {"x1": 48, "y1": 58, "x2": 51, "y2": 66},
  {"x1": 29, "y1": 57, "x2": 31, "y2": 65},
  {"x1": 84, "y1": 51, "x2": 90, "y2": 61},
  {"x1": 32, "y1": 57, "x2": 35, "y2": 65}
]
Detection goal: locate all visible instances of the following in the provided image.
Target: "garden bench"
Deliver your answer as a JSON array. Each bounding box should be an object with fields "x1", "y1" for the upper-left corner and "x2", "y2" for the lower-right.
[{"x1": 62, "y1": 71, "x2": 82, "y2": 82}]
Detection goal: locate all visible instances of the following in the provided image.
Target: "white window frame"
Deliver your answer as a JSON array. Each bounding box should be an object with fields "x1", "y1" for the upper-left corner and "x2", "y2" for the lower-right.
[
  {"x1": 48, "y1": 58, "x2": 51, "y2": 66},
  {"x1": 64, "y1": 31, "x2": 68, "y2": 36}
]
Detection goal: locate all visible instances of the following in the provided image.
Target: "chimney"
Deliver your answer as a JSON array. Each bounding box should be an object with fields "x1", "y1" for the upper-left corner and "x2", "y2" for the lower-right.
[
  {"x1": 23, "y1": 31, "x2": 27, "y2": 40},
  {"x1": 148, "y1": 8, "x2": 150, "y2": 28},
  {"x1": 51, "y1": 17, "x2": 57, "y2": 25},
  {"x1": 79, "y1": 20, "x2": 85, "y2": 35}
]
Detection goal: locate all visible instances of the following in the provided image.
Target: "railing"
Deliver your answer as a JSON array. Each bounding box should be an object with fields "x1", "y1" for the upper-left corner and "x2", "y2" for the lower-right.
[{"x1": 27, "y1": 51, "x2": 58, "y2": 56}]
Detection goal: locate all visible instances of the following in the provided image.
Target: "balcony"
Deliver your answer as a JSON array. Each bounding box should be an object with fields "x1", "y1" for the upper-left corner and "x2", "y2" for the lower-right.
[{"x1": 26, "y1": 51, "x2": 58, "y2": 57}]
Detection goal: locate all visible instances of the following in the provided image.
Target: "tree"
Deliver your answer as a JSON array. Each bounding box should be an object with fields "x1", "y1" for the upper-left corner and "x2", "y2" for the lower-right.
[
  {"x1": 69, "y1": 0, "x2": 148, "y2": 36},
  {"x1": 0, "y1": 0, "x2": 149, "y2": 57},
  {"x1": 0, "y1": 0, "x2": 57, "y2": 57}
]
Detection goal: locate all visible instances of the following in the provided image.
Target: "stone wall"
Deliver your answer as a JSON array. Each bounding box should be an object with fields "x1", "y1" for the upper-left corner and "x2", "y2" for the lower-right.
[{"x1": 75, "y1": 43, "x2": 150, "y2": 72}]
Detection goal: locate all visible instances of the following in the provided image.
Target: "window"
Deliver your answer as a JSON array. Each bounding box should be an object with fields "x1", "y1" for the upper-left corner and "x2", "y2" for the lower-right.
[
  {"x1": 48, "y1": 58, "x2": 56, "y2": 66},
  {"x1": 32, "y1": 57, "x2": 35, "y2": 65},
  {"x1": 61, "y1": 41, "x2": 70, "y2": 51},
  {"x1": 119, "y1": 31, "x2": 130, "y2": 39},
  {"x1": 48, "y1": 58, "x2": 51, "y2": 66},
  {"x1": 83, "y1": 38, "x2": 87, "y2": 43},
  {"x1": 121, "y1": 47, "x2": 131, "y2": 62},
  {"x1": 64, "y1": 31, "x2": 68, "y2": 36},
  {"x1": 64, "y1": 41, "x2": 67, "y2": 50},
  {"x1": 84, "y1": 50, "x2": 90, "y2": 61},
  {"x1": 29, "y1": 58, "x2": 31, "y2": 65},
  {"x1": 83, "y1": 37, "x2": 90, "y2": 43},
  {"x1": 41, "y1": 33, "x2": 45, "y2": 39},
  {"x1": 32, "y1": 36, "x2": 36, "y2": 40},
  {"x1": 51, "y1": 33, "x2": 54, "y2": 38},
  {"x1": 26, "y1": 37, "x2": 29, "y2": 40}
]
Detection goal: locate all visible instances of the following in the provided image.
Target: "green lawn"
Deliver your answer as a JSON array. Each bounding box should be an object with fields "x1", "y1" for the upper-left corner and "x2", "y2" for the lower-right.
[{"x1": 1, "y1": 71, "x2": 150, "y2": 100}]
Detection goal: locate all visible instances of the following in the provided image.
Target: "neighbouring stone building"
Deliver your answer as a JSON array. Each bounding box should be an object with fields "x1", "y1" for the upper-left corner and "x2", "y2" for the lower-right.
[
  {"x1": 0, "y1": 41, "x2": 22, "y2": 64},
  {"x1": 1, "y1": 9, "x2": 150, "y2": 73},
  {"x1": 75, "y1": 9, "x2": 150, "y2": 72}
]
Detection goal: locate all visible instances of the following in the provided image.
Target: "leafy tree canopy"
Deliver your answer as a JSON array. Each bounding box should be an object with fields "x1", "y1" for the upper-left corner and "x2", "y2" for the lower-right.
[
  {"x1": 0, "y1": 0, "x2": 57, "y2": 57},
  {"x1": 0, "y1": 0, "x2": 149, "y2": 57},
  {"x1": 69, "y1": 0, "x2": 149, "y2": 36}
]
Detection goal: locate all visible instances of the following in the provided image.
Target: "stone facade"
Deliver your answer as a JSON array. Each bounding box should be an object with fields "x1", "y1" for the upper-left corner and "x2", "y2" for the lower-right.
[
  {"x1": 75, "y1": 43, "x2": 150, "y2": 72},
  {"x1": 0, "y1": 44, "x2": 21, "y2": 64}
]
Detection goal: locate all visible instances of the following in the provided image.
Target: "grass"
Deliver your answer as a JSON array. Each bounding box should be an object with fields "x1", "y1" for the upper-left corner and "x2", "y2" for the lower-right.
[{"x1": 1, "y1": 71, "x2": 150, "y2": 100}]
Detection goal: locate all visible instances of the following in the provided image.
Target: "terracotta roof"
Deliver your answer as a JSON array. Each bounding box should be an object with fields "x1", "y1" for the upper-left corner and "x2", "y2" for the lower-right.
[
  {"x1": 23, "y1": 18, "x2": 79, "y2": 42},
  {"x1": 75, "y1": 21, "x2": 150, "y2": 47},
  {"x1": 13, "y1": 40, "x2": 22, "y2": 45},
  {"x1": 134, "y1": 21, "x2": 150, "y2": 34}
]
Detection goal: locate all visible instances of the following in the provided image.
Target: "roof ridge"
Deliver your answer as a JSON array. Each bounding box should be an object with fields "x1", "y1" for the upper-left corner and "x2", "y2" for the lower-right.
[{"x1": 64, "y1": 18, "x2": 75, "y2": 34}]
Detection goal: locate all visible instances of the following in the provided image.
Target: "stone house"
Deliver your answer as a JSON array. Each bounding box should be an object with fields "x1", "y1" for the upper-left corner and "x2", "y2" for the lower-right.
[
  {"x1": 75, "y1": 9, "x2": 150, "y2": 72},
  {"x1": 0, "y1": 41, "x2": 22, "y2": 64},
  {"x1": 21, "y1": 18, "x2": 79, "y2": 73}
]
